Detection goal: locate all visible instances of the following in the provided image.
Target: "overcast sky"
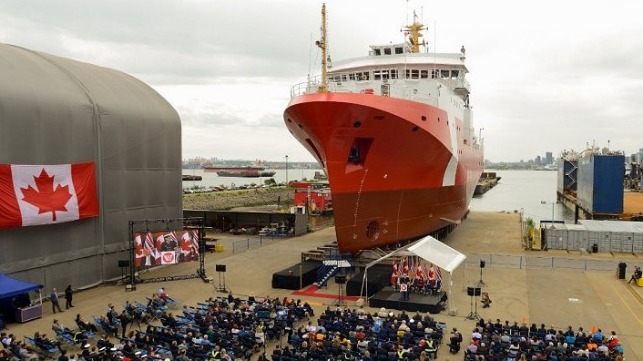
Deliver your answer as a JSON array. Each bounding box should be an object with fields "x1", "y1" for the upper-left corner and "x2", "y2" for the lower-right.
[{"x1": 1, "y1": 0, "x2": 642, "y2": 163}]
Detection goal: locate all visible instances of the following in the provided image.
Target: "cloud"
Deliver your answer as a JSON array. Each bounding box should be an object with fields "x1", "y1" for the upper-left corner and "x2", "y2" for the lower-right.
[{"x1": 1, "y1": 0, "x2": 642, "y2": 163}]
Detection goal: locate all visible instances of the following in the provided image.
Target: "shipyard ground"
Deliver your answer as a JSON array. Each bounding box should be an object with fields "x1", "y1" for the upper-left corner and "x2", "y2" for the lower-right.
[{"x1": 6, "y1": 211, "x2": 643, "y2": 360}]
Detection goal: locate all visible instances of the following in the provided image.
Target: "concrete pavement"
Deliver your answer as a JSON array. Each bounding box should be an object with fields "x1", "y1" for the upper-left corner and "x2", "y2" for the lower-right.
[{"x1": 4, "y1": 211, "x2": 643, "y2": 360}]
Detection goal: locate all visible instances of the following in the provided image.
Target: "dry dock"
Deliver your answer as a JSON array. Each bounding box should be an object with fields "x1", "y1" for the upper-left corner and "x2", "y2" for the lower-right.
[{"x1": 5, "y1": 211, "x2": 643, "y2": 360}]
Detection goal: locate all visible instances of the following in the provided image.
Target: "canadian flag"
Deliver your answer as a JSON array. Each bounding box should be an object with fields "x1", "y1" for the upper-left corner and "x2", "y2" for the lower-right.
[{"x1": 0, "y1": 163, "x2": 99, "y2": 228}]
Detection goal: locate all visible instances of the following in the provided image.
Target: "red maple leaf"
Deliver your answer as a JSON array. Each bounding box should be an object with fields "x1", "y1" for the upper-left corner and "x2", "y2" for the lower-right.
[{"x1": 20, "y1": 169, "x2": 73, "y2": 221}]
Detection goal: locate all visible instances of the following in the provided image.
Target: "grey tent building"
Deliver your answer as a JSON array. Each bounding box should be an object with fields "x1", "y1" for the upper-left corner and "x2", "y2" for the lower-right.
[{"x1": 0, "y1": 43, "x2": 182, "y2": 289}]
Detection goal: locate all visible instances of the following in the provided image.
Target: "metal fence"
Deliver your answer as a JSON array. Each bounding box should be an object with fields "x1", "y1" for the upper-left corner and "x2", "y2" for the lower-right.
[
  {"x1": 231, "y1": 235, "x2": 291, "y2": 253},
  {"x1": 464, "y1": 253, "x2": 624, "y2": 272}
]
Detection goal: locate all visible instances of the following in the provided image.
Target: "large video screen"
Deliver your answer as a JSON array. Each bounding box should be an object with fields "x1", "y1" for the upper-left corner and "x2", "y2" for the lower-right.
[{"x1": 134, "y1": 230, "x2": 200, "y2": 268}]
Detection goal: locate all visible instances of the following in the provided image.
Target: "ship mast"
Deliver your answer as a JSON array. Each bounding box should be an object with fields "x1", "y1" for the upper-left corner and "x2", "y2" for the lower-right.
[
  {"x1": 316, "y1": 3, "x2": 328, "y2": 93},
  {"x1": 403, "y1": 11, "x2": 427, "y2": 53}
]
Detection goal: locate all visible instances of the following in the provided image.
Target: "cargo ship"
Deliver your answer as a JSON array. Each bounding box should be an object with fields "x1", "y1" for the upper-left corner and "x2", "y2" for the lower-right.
[
  {"x1": 216, "y1": 170, "x2": 276, "y2": 178},
  {"x1": 203, "y1": 160, "x2": 266, "y2": 173},
  {"x1": 283, "y1": 5, "x2": 484, "y2": 254}
]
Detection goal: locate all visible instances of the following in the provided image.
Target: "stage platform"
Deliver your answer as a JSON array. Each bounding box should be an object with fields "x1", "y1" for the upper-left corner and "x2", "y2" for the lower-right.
[
  {"x1": 271, "y1": 261, "x2": 320, "y2": 290},
  {"x1": 368, "y1": 286, "x2": 447, "y2": 314},
  {"x1": 346, "y1": 264, "x2": 390, "y2": 297}
]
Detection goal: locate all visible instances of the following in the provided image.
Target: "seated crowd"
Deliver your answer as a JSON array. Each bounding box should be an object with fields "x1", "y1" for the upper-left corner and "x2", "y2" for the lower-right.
[
  {"x1": 0, "y1": 291, "x2": 314, "y2": 361},
  {"x1": 273, "y1": 307, "x2": 446, "y2": 361},
  {"x1": 0, "y1": 292, "x2": 628, "y2": 361},
  {"x1": 460, "y1": 319, "x2": 625, "y2": 361}
]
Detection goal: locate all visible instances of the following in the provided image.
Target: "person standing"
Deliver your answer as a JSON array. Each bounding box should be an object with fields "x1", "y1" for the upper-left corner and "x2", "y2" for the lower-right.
[
  {"x1": 481, "y1": 292, "x2": 492, "y2": 308},
  {"x1": 51, "y1": 288, "x2": 63, "y2": 314},
  {"x1": 64, "y1": 285, "x2": 74, "y2": 309},
  {"x1": 118, "y1": 310, "x2": 131, "y2": 339}
]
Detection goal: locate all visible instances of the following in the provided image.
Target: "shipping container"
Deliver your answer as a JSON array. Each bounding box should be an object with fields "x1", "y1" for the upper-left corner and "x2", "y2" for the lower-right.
[
  {"x1": 566, "y1": 224, "x2": 588, "y2": 251},
  {"x1": 577, "y1": 154, "x2": 624, "y2": 215},
  {"x1": 545, "y1": 225, "x2": 566, "y2": 249},
  {"x1": 633, "y1": 233, "x2": 643, "y2": 254}
]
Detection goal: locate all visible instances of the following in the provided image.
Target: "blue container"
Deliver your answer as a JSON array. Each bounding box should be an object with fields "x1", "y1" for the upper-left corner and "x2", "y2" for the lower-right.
[{"x1": 577, "y1": 154, "x2": 624, "y2": 214}]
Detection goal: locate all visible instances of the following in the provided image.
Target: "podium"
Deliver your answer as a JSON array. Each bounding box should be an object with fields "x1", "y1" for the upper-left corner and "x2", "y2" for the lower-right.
[{"x1": 15, "y1": 304, "x2": 42, "y2": 323}]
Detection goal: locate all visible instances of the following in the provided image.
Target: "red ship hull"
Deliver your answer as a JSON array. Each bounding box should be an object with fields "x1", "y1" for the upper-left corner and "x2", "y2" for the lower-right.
[{"x1": 284, "y1": 92, "x2": 483, "y2": 254}]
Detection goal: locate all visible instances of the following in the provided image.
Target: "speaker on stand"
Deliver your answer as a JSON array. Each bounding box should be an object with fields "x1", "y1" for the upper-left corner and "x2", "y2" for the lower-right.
[
  {"x1": 118, "y1": 260, "x2": 130, "y2": 282},
  {"x1": 215, "y1": 264, "x2": 227, "y2": 292},
  {"x1": 465, "y1": 286, "x2": 481, "y2": 320},
  {"x1": 331, "y1": 275, "x2": 346, "y2": 306},
  {"x1": 478, "y1": 260, "x2": 487, "y2": 287}
]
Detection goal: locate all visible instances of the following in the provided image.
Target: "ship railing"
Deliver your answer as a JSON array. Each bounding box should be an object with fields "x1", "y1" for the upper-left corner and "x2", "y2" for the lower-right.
[
  {"x1": 437, "y1": 77, "x2": 471, "y2": 93},
  {"x1": 291, "y1": 78, "x2": 440, "y2": 106}
]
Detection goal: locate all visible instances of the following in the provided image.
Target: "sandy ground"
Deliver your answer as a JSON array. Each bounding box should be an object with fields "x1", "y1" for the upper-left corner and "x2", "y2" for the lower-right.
[{"x1": 5, "y1": 211, "x2": 643, "y2": 360}]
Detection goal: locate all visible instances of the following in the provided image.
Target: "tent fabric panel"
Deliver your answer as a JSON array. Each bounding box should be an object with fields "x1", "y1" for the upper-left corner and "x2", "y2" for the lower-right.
[
  {"x1": 406, "y1": 235, "x2": 467, "y2": 273},
  {"x1": 0, "y1": 273, "x2": 42, "y2": 298}
]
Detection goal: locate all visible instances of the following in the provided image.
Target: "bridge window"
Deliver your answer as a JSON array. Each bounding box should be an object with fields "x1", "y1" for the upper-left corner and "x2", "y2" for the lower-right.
[
  {"x1": 405, "y1": 69, "x2": 419, "y2": 79},
  {"x1": 395, "y1": 47, "x2": 404, "y2": 54},
  {"x1": 374, "y1": 49, "x2": 381, "y2": 56},
  {"x1": 384, "y1": 48, "x2": 392, "y2": 55}
]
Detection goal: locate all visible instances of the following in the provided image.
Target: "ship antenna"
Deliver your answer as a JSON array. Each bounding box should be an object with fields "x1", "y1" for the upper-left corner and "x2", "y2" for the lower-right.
[
  {"x1": 403, "y1": 10, "x2": 427, "y2": 54},
  {"x1": 315, "y1": 3, "x2": 329, "y2": 93}
]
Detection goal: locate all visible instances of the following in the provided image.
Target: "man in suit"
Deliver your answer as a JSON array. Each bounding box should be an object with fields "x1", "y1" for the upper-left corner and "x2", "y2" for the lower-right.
[{"x1": 50, "y1": 288, "x2": 63, "y2": 313}]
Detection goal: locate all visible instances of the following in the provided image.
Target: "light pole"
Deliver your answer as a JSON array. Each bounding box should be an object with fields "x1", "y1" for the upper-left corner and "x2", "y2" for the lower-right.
[
  {"x1": 285, "y1": 155, "x2": 289, "y2": 186},
  {"x1": 540, "y1": 201, "x2": 555, "y2": 227}
]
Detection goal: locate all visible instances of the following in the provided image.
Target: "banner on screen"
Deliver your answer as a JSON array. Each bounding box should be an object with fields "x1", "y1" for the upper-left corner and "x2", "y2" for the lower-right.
[{"x1": 134, "y1": 230, "x2": 200, "y2": 268}]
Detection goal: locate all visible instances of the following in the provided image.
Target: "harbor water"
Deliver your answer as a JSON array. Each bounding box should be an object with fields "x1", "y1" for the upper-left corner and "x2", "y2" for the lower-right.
[
  {"x1": 182, "y1": 168, "x2": 321, "y2": 190},
  {"x1": 183, "y1": 169, "x2": 571, "y2": 225},
  {"x1": 469, "y1": 170, "x2": 572, "y2": 225}
]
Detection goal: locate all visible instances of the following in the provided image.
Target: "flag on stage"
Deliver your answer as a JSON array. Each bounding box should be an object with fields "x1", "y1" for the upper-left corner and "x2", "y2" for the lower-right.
[
  {"x1": 428, "y1": 263, "x2": 436, "y2": 280},
  {"x1": 416, "y1": 262, "x2": 424, "y2": 280},
  {"x1": 402, "y1": 257, "x2": 409, "y2": 276},
  {"x1": 191, "y1": 230, "x2": 200, "y2": 256}
]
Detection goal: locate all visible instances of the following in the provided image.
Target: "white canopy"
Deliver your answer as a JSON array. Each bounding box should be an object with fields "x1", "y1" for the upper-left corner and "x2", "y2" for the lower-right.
[
  {"x1": 360, "y1": 235, "x2": 466, "y2": 312},
  {"x1": 363, "y1": 235, "x2": 466, "y2": 274},
  {"x1": 406, "y1": 236, "x2": 467, "y2": 273}
]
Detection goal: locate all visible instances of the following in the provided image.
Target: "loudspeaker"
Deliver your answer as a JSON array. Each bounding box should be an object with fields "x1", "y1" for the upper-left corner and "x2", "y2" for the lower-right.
[
  {"x1": 335, "y1": 275, "x2": 346, "y2": 284},
  {"x1": 467, "y1": 286, "x2": 481, "y2": 296},
  {"x1": 118, "y1": 260, "x2": 130, "y2": 268},
  {"x1": 216, "y1": 264, "x2": 226, "y2": 272},
  {"x1": 480, "y1": 260, "x2": 486, "y2": 269}
]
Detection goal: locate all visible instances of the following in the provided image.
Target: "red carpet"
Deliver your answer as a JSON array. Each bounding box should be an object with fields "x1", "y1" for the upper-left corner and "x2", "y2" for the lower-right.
[{"x1": 291, "y1": 284, "x2": 360, "y2": 301}]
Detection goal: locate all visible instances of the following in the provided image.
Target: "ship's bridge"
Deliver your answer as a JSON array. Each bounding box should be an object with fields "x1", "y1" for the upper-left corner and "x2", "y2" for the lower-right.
[
  {"x1": 368, "y1": 42, "x2": 412, "y2": 56},
  {"x1": 291, "y1": 51, "x2": 471, "y2": 104}
]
